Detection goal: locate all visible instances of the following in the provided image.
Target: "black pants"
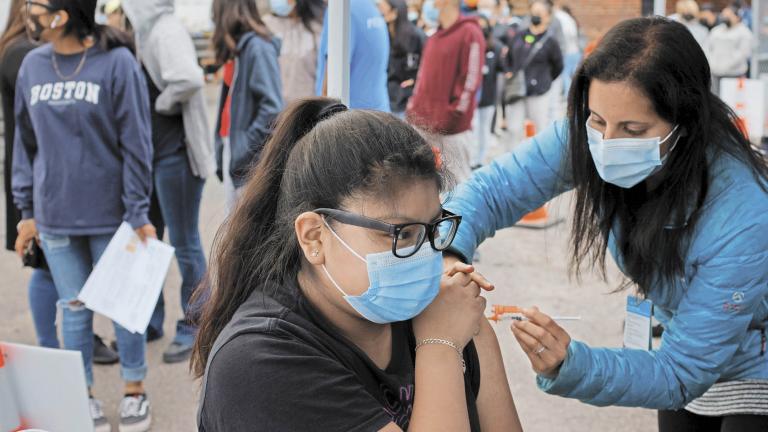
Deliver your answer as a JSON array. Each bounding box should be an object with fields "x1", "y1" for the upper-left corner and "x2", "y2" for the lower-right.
[{"x1": 658, "y1": 409, "x2": 768, "y2": 432}]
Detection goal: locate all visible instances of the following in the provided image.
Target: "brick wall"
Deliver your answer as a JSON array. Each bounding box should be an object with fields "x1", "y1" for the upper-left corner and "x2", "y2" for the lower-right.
[{"x1": 511, "y1": 0, "x2": 737, "y2": 45}]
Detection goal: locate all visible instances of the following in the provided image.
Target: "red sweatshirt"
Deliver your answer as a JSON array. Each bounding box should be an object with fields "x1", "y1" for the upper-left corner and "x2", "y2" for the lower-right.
[{"x1": 406, "y1": 16, "x2": 486, "y2": 135}]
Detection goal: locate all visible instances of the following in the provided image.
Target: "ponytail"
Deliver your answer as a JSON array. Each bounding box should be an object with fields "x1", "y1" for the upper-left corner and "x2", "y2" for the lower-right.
[
  {"x1": 191, "y1": 98, "x2": 347, "y2": 377},
  {"x1": 191, "y1": 97, "x2": 443, "y2": 378}
]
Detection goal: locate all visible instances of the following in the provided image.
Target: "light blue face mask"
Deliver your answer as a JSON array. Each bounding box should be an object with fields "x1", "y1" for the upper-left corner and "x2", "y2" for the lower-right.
[
  {"x1": 408, "y1": 10, "x2": 420, "y2": 23},
  {"x1": 270, "y1": 0, "x2": 295, "y2": 17},
  {"x1": 422, "y1": 0, "x2": 440, "y2": 26},
  {"x1": 586, "y1": 121, "x2": 680, "y2": 189},
  {"x1": 321, "y1": 218, "x2": 443, "y2": 324}
]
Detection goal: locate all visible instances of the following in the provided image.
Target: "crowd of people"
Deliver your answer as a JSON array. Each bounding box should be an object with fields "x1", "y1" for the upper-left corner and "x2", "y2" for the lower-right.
[{"x1": 1, "y1": 0, "x2": 766, "y2": 431}]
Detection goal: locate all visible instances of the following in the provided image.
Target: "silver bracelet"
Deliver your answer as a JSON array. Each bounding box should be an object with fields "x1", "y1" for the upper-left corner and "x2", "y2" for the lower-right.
[{"x1": 415, "y1": 338, "x2": 466, "y2": 373}]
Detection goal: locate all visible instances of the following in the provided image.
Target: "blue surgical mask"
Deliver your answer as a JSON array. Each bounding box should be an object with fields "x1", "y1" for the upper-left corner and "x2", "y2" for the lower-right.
[
  {"x1": 422, "y1": 0, "x2": 440, "y2": 26},
  {"x1": 587, "y1": 121, "x2": 680, "y2": 189},
  {"x1": 321, "y1": 218, "x2": 443, "y2": 324},
  {"x1": 408, "y1": 10, "x2": 420, "y2": 23},
  {"x1": 478, "y1": 8, "x2": 493, "y2": 19},
  {"x1": 270, "y1": 0, "x2": 294, "y2": 17}
]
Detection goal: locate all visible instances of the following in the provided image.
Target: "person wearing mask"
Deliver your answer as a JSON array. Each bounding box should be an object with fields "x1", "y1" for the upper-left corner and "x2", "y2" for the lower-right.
[
  {"x1": 213, "y1": 0, "x2": 283, "y2": 209},
  {"x1": 504, "y1": 0, "x2": 562, "y2": 147},
  {"x1": 379, "y1": 0, "x2": 426, "y2": 117},
  {"x1": 315, "y1": 0, "x2": 390, "y2": 111},
  {"x1": 264, "y1": 0, "x2": 325, "y2": 104},
  {"x1": 473, "y1": 15, "x2": 504, "y2": 169},
  {"x1": 445, "y1": 17, "x2": 768, "y2": 431},
  {"x1": 406, "y1": 0, "x2": 485, "y2": 183},
  {"x1": 13, "y1": 0, "x2": 155, "y2": 430},
  {"x1": 707, "y1": 4, "x2": 753, "y2": 95},
  {"x1": 194, "y1": 97, "x2": 523, "y2": 432},
  {"x1": 671, "y1": 0, "x2": 709, "y2": 50},
  {"x1": 122, "y1": 0, "x2": 216, "y2": 364}
]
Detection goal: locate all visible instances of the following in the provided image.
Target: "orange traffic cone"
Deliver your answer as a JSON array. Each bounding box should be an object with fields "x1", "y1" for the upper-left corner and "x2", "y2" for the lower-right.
[{"x1": 516, "y1": 121, "x2": 563, "y2": 229}]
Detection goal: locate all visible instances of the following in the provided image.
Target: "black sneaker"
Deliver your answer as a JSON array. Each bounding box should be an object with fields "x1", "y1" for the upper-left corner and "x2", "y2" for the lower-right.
[
  {"x1": 90, "y1": 397, "x2": 112, "y2": 432},
  {"x1": 119, "y1": 394, "x2": 151, "y2": 432},
  {"x1": 162, "y1": 341, "x2": 193, "y2": 364},
  {"x1": 93, "y1": 335, "x2": 119, "y2": 365}
]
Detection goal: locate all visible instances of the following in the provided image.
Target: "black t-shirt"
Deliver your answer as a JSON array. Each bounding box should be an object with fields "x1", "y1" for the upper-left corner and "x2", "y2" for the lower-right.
[
  {"x1": 198, "y1": 278, "x2": 482, "y2": 431},
  {"x1": 142, "y1": 66, "x2": 185, "y2": 161}
]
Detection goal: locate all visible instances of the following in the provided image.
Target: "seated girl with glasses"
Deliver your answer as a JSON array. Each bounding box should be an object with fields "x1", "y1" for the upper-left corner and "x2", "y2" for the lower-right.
[{"x1": 192, "y1": 97, "x2": 522, "y2": 432}]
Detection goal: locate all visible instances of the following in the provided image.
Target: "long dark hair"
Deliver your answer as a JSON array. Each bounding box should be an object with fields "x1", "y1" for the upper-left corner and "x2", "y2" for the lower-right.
[
  {"x1": 384, "y1": 0, "x2": 419, "y2": 55},
  {"x1": 568, "y1": 17, "x2": 768, "y2": 295},
  {"x1": 212, "y1": 0, "x2": 271, "y2": 63},
  {"x1": 294, "y1": 0, "x2": 325, "y2": 35},
  {"x1": 0, "y1": 0, "x2": 27, "y2": 57},
  {"x1": 46, "y1": 0, "x2": 134, "y2": 53},
  {"x1": 191, "y1": 98, "x2": 445, "y2": 377}
]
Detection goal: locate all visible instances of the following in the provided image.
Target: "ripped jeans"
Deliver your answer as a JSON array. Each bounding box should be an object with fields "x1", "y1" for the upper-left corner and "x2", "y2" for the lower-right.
[{"x1": 38, "y1": 232, "x2": 147, "y2": 387}]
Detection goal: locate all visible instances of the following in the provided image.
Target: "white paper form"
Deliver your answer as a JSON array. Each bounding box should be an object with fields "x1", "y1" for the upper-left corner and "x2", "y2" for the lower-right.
[{"x1": 78, "y1": 222, "x2": 175, "y2": 334}]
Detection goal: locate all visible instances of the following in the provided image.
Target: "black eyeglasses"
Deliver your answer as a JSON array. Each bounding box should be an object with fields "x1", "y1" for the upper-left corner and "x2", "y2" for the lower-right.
[
  {"x1": 25, "y1": 1, "x2": 56, "y2": 13},
  {"x1": 314, "y1": 208, "x2": 462, "y2": 258}
]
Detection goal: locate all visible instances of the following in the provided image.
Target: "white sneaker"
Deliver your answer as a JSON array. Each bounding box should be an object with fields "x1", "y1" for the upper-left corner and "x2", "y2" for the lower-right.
[
  {"x1": 90, "y1": 397, "x2": 112, "y2": 432},
  {"x1": 118, "y1": 394, "x2": 151, "y2": 432}
]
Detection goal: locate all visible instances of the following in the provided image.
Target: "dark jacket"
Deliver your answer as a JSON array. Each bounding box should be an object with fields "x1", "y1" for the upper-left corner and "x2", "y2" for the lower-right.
[
  {"x1": 215, "y1": 32, "x2": 283, "y2": 188},
  {"x1": 1, "y1": 38, "x2": 35, "y2": 251},
  {"x1": 387, "y1": 25, "x2": 426, "y2": 113},
  {"x1": 479, "y1": 40, "x2": 505, "y2": 108},
  {"x1": 407, "y1": 16, "x2": 486, "y2": 135},
  {"x1": 507, "y1": 28, "x2": 563, "y2": 97}
]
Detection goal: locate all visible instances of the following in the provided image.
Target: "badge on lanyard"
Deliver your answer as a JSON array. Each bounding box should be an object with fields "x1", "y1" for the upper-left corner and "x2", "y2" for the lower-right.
[{"x1": 624, "y1": 296, "x2": 653, "y2": 350}]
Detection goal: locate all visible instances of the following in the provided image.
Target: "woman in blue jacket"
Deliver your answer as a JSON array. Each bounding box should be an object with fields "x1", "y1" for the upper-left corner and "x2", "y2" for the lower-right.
[
  {"x1": 212, "y1": 0, "x2": 283, "y2": 209},
  {"x1": 445, "y1": 17, "x2": 768, "y2": 431}
]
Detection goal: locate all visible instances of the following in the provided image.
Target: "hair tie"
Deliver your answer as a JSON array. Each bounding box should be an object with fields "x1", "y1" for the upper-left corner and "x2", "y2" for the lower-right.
[{"x1": 316, "y1": 102, "x2": 348, "y2": 122}]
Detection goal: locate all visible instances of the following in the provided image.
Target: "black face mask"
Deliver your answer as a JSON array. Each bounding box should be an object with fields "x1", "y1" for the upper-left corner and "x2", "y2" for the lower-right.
[
  {"x1": 530, "y1": 15, "x2": 542, "y2": 26},
  {"x1": 26, "y1": 13, "x2": 48, "y2": 42},
  {"x1": 682, "y1": 13, "x2": 695, "y2": 21}
]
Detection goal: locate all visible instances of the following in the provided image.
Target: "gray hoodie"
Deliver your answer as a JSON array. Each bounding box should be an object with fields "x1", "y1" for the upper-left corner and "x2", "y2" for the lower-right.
[{"x1": 123, "y1": 0, "x2": 215, "y2": 178}]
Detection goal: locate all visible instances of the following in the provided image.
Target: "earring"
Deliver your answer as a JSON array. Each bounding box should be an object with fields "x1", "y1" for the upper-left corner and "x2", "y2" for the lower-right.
[{"x1": 311, "y1": 250, "x2": 319, "y2": 257}]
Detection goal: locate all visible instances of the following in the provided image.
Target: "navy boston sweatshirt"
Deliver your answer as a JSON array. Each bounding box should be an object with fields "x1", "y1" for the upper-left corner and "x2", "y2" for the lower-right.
[{"x1": 12, "y1": 44, "x2": 153, "y2": 235}]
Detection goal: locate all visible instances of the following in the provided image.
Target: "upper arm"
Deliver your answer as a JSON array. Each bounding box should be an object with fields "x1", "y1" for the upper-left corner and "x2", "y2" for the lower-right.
[
  {"x1": 473, "y1": 319, "x2": 522, "y2": 432},
  {"x1": 445, "y1": 120, "x2": 572, "y2": 261},
  {"x1": 201, "y1": 333, "x2": 392, "y2": 432}
]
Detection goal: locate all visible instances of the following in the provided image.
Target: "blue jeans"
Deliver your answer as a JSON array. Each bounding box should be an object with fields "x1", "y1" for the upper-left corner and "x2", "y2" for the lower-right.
[
  {"x1": 39, "y1": 232, "x2": 147, "y2": 387},
  {"x1": 28, "y1": 268, "x2": 59, "y2": 348},
  {"x1": 148, "y1": 151, "x2": 206, "y2": 346}
]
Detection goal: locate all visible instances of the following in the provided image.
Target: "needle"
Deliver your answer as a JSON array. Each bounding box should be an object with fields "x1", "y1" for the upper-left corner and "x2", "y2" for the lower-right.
[{"x1": 487, "y1": 315, "x2": 582, "y2": 322}]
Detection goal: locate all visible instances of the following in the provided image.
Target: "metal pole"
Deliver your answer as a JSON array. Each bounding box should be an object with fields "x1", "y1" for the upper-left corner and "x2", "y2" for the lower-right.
[
  {"x1": 653, "y1": 0, "x2": 666, "y2": 17},
  {"x1": 327, "y1": 0, "x2": 351, "y2": 105}
]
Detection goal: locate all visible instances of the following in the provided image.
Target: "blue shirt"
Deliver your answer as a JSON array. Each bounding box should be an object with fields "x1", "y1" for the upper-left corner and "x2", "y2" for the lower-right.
[
  {"x1": 315, "y1": 0, "x2": 390, "y2": 112},
  {"x1": 12, "y1": 44, "x2": 153, "y2": 235}
]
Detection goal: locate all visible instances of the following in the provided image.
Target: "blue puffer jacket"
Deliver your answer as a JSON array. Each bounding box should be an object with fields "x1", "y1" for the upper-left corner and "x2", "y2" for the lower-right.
[{"x1": 445, "y1": 120, "x2": 768, "y2": 409}]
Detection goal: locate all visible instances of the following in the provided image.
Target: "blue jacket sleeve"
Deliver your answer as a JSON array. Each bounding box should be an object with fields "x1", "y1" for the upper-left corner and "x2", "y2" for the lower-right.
[
  {"x1": 444, "y1": 120, "x2": 573, "y2": 261},
  {"x1": 11, "y1": 75, "x2": 35, "y2": 220},
  {"x1": 230, "y1": 42, "x2": 284, "y2": 179},
  {"x1": 538, "y1": 199, "x2": 768, "y2": 409},
  {"x1": 112, "y1": 50, "x2": 153, "y2": 230}
]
